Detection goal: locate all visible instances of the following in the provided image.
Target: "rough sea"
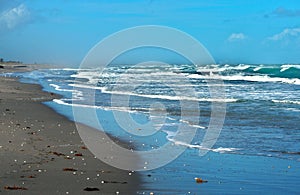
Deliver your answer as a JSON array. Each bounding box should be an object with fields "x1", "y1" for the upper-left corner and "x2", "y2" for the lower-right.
[{"x1": 3, "y1": 63, "x2": 300, "y2": 194}]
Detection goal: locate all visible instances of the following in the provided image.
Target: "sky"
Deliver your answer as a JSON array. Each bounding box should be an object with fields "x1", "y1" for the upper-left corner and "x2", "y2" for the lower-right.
[{"x1": 0, "y1": 0, "x2": 300, "y2": 66}]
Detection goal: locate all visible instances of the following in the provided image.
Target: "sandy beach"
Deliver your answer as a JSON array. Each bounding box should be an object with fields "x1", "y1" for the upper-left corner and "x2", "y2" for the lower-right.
[{"x1": 0, "y1": 65, "x2": 140, "y2": 194}]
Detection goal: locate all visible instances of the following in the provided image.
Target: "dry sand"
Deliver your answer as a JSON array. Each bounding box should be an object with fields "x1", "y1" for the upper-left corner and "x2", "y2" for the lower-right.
[{"x1": 0, "y1": 65, "x2": 140, "y2": 194}]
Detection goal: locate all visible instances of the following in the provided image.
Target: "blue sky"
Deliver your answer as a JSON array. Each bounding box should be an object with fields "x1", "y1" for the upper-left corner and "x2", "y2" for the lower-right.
[{"x1": 0, "y1": 0, "x2": 300, "y2": 66}]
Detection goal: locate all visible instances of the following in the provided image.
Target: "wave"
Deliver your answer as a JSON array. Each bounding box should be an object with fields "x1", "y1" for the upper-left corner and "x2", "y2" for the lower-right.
[
  {"x1": 218, "y1": 64, "x2": 251, "y2": 71},
  {"x1": 53, "y1": 99, "x2": 141, "y2": 113},
  {"x1": 280, "y1": 64, "x2": 300, "y2": 72},
  {"x1": 179, "y1": 119, "x2": 206, "y2": 129},
  {"x1": 50, "y1": 84, "x2": 79, "y2": 93},
  {"x1": 175, "y1": 141, "x2": 240, "y2": 153},
  {"x1": 272, "y1": 100, "x2": 300, "y2": 105},
  {"x1": 284, "y1": 108, "x2": 300, "y2": 112},
  {"x1": 61, "y1": 68, "x2": 93, "y2": 71},
  {"x1": 188, "y1": 74, "x2": 300, "y2": 85},
  {"x1": 69, "y1": 83, "x2": 105, "y2": 90},
  {"x1": 162, "y1": 129, "x2": 240, "y2": 153},
  {"x1": 166, "y1": 135, "x2": 239, "y2": 153},
  {"x1": 64, "y1": 64, "x2": 300, "y2": 91},
  {"x1": 69, "y1": 83, "x2": 238, "y2": 103},
  {"x1": 49, "y1": 84, "x2": 83, "y2": 100},
  {"x1": 54, "y1": 98, "x2": 202, "y2": 114},
  {"x1": 102, "y1": 88, "x2": 238, "y2": 102},
  {"x1": 211, "y1": 147, "x2": 241, "y2": 153},
  {"x1": 193, "y1": 64, "x2": 299, "y2": 79}
]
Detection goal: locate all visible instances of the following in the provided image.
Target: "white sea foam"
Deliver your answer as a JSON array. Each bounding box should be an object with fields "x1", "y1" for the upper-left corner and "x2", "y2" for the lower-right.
[
  {"x1": 284, "y1": 108, "x2": 300, "y2": 112},
  {"x1": 54, "y1": 97, "x2": 216, "y2": 115},
  {"x1": 196, "y1": 68, "x2": 219, "y2": 74},
  {"x1": 253, "y1": 65, "x2": 279, "y2": 72},
  {"x1": 188, "y1": 74, "x2": 300, "y2": 85},
  {"x1": 272, "y1": 100, "x2": 300, "y2": 105},
  {"x1": 50, "y1": 84, "x2": 77, "y2": 93},
  {"x1": 62, "y1": 68, "x2": 93, "y2": 71},
  {"x1": 70, "y1": 81, "x2": 238, "y2": 103},
  {"x1": 179, "y1": 119, "x2": 206, "y2": 129},
  {"x1": 161, "y1": 123, "x2": 180, "y2": 127},
  {"x1": 233, "y1": 64, "x2": 251, "y2": 70},
  {"x1": 102, "y1": 88, "x2": 238, "y2": 102},
  {"x1": 49, "y1": 84, "x2": 83, "y2": 100},
  {"x1": 211, "y1": 147, "x2": 240, "y2": 153},
  {"x1": 53, "y1": 99, "x2": 140, "y2": 113},
  {"x1": 172, "y1": 140, "x2": 239, "y2": 153},
  {"x1": 219, "y1": 64, "x2": 251, "y2": 71},
  {"x1": 253, "y1": 66, "x2": 262, "y2": 71},
  {"x1": 69, "y1": 83, "x2": 105, "y2": 91},
  {"x1": 166, "y1": 116, "x2": 177, "y2": 121},
  {"x1": 165, "y1": 131, "x2": 239, "y2": 153},
  {"x1": 280, "y1": 64, "x2": 300, "y2": 72}
]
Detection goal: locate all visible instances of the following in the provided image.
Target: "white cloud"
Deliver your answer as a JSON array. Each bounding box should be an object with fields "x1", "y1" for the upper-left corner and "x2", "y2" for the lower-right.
[
  {"x1": 227, "y1": 33, "x2": 246, "y2": 41},
  {"x1": 0, "y1": 4, "x2": 31, "y2": 30},
  {"x1": 268, "y1": 28, "x2": 300, "y2": 41}
]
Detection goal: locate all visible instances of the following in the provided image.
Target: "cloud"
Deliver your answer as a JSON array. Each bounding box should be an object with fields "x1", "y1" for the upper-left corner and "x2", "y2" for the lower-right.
[
  {"x1": 271, "y1": 7, "x2": 300, "y2": 17},
  {"x1": 0, "y1": 0, "x2": 22, "y2": 12},
  {"x1": 0, "y1": 3, "x2": 31, "y2": 30},
  {"x1": 268, "y1": 28, "x2": 300, "y2": 41},
  {"x1": 227, "y1": 33, "x2": 246, "y2": 41}
]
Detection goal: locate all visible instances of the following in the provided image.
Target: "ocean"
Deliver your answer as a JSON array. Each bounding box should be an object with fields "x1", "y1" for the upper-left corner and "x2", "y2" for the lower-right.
[{"x1": 3, "y1": 63, "x2": 300, "y2": 194}]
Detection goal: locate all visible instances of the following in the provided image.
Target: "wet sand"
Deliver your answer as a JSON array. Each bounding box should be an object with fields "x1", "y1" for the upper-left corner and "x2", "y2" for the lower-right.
[{"x1": 0, "y1": 65, "x2": 140, "y2": 194}]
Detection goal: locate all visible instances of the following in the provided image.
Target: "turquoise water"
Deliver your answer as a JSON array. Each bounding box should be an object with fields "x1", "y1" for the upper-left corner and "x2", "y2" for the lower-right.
[{"x1": 2, "y1": 63, "x2": 300, "y2": 194}]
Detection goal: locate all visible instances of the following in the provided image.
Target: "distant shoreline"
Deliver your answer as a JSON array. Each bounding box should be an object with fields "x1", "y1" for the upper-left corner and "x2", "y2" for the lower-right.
[{"x1": 0, "y1": 62, "x2": 55, "y2": 72}]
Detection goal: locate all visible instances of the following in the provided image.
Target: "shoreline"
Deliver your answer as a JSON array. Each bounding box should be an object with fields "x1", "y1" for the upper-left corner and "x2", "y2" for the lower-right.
[
  {"x1": 0, "y1": 66, "x2": 141, "y2": 194},
  {"x1": 1, "y1": 63, "x2": 300, "y2": 194}
]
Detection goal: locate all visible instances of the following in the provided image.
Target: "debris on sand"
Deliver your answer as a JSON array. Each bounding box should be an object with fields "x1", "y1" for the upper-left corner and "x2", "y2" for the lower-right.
[
  {"x1": 4, "y1": 185, "x2": 28, "y2": 190},
  {"x1": 84, "y1": 187, "x2": 100, "y2": 191},
  {"x1": 63, "y1": 168, "x2": 77, "y2": 172},
  {"x1": 194, "y1": 177, "x2": 208, "y2": 183},
  {"x1": 50, "y1": 151, "x2": 65, "y2": 156}
]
